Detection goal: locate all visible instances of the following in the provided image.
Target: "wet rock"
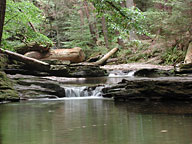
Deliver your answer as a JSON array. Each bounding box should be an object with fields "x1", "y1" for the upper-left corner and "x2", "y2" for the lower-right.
[
  {"x1": 67, "y1": 65, "x2": 107, "y2": 77},
  {"x1": 9, "y1": 74, "x2": 65, "y2": 99},
  {"x1": 134, "y1": 68, "x2": 174, "y2": 77},
  {"x1": 0, "y1": 71, "x2": 19, "y2": 102},
  {"x1": 0, "y1": 54, "x2": 8, "y2": 70},
  {"x1": 5, "y1": 64, "x2": 108, "y2": 77},
  {"x1": 174, "y1": 63, "x2": 192, "y2": 74},
  {"x1": 102, "y1": 77, "x2": 192, "y2": 101}
]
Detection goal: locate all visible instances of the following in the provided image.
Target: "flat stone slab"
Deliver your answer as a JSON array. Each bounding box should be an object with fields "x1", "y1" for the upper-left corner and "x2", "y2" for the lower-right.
[
  {"x1": 101, "y1": 63, "x2": 173, "y2": 71},
  {"x1": 5, "y1": 64, "x2": 108, "y2": 77},
  {"x1": 102, "y1": 76, "x2": 192, "y2": 101}
]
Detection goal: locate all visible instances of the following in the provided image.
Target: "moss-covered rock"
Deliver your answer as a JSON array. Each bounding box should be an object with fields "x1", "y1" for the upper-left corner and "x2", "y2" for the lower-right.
[
  {"x1": 0, "y1": 54, "x2": 8, "y2": 70},
  {"x1": 0, "y1": 71, "x2": 19, "y2": 102}
]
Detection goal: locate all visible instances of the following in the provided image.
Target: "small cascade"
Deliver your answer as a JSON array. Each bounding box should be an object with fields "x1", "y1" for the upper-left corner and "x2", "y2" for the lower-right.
[
  {"x1": 127, "y1": 70, "x2": 136, "y2": 77},
  {"x1": 64, "y1": 86, "x2": 104, "y2": 98},
  {"x1": 108, "y1": 70, "x2": 136, "y2": 77}
]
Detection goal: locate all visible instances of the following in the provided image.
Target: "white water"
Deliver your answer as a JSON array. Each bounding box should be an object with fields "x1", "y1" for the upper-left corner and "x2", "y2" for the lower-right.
[
  {"x1": 108, "y1": 70, "x2": 136, "y2": 77},
  {"x1": 64, "y1": 86, "x2": 104, "y2": 98}
]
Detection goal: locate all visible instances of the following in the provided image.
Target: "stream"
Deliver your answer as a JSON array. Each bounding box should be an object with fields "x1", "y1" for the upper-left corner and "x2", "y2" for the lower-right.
[{"x1": 1, "y1": 69, "x2": 192, "y2": 144}]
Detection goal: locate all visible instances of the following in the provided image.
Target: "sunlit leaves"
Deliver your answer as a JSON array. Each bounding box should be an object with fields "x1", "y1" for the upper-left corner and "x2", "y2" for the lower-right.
[
  {"x1": 88, "y1": 0, "x2": 146, "y2": 36},
  {"x1": 2, "y1": 0, "x2": 52, "y2": 50}
]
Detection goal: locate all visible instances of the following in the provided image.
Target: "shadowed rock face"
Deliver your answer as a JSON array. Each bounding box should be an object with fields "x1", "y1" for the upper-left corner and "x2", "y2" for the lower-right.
[
  {"x1": 0, "y1": 71, "x2": 19, "y2": 102},
  {"x1": 5, "y1": 64, "x2": 108, "y2": 77},
  {"x1": 102, "y1": 77, "x2": 192, "y2": 101}
]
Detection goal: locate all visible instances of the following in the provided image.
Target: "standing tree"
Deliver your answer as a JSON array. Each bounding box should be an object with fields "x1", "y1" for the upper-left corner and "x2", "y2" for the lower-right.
[{"x1": 0, "y1": 0, "x2": 6, "y2": 45}]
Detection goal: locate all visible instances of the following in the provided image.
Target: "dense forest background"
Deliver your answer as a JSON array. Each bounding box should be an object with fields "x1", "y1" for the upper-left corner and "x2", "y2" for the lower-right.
[{"x1": 1, "y1": 0, "x2": 192, "y2": 65}]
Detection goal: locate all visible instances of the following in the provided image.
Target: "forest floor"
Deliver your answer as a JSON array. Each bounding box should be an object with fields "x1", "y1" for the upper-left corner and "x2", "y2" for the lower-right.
[{"x1": 111, "y1": 38, "x2": 185, "y2": 66}]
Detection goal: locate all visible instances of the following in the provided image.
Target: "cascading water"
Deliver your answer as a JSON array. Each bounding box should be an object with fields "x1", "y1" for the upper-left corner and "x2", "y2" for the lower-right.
[
  {"x1": 64, "y1": 86, "x2": 104, "y2": 98},
  {"x1": 108, "y1": 70, "x2": 136, "y2": 77}
]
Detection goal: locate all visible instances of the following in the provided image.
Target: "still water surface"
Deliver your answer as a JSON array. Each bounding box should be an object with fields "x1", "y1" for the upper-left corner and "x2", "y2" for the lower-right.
[{"x1": 0, "y1": 100, "x2": 192, "y2": 144}]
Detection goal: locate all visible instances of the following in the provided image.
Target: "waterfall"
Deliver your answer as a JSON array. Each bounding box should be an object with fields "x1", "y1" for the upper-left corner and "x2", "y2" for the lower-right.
[{"x1": 64, "y1": 86, "x2": 104, "y2": 98}]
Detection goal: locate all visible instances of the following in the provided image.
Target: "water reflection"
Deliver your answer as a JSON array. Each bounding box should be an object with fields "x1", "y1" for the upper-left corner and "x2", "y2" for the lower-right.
[{"x1": 0, "y1": 100, "x2": 192, "y2": 144}]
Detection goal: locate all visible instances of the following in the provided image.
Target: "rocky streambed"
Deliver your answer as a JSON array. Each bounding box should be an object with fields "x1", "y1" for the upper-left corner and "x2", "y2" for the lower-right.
[{"x1": 2, "y1": 63, "x2": 192, "y2": 102}]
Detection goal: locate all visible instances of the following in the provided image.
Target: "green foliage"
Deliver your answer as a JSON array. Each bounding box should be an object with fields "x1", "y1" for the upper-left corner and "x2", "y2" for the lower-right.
[
  {"x1": 2, "y1": 0, "x2": 52, "y2": 50},
  {"x1": 161, "y1": 46, "x2": 185, "y2": 64},
  {"x1": 144, "y1": 0, "x2": 192, "y2": 37},
  {"x1": 61, "y1": 13, "x2": 93, "y2": 49},
  {"x1": 88, "y1": 0, "x2": 146, "y2": 36}
]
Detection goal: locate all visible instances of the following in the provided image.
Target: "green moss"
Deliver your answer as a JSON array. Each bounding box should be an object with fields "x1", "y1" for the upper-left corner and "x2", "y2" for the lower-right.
[
  {"x1": 0, "y1": 54, "x2": 8, "y2": 70},
  {"x1": 0, "y1": 71, "x2": 19, "y2": 102}
]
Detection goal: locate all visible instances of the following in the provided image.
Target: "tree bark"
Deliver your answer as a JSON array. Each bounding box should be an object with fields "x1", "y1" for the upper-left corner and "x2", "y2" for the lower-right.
[
  {"x1": 184, "y1": 42, "x2": 192, "y2": 64},
  {"x1": 115, "y1": 31, "x2": 125, "y2": 48},
  {"x1": 83, "y1": 0, "x2": 97, "y2": 44},
  {"x1": 24, "y1": 47, "x2": 85, "y2": 63},
  {"x1": 126, "y1": 0, "x2": 134, "y2": 8},
  {"x1": 101, "y1": 16, "x2": 109, "y2": 49},
  {"x1": 126, "y1": 0, "x2": 138, "y2": 41},
  {"x1": 0, "y1": 0, "x2": 6, "y2": 46}
]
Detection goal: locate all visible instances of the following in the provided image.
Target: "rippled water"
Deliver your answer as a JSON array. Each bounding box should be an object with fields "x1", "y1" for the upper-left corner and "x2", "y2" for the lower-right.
[{"x1": 0, "y1": 100, "x2": 192, "y2": 144}]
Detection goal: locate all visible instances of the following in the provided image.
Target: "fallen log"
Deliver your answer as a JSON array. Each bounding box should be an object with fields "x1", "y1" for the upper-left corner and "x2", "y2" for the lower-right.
[
  {"x1": 24, "y1": 47, "x2": 85, "y2": 63},
  {"x1": 0, "y1": 48, "x2": 50, "y2": 71},
  {"x1": 91, "y1": 47, "x2": 119, "y2": 65}
]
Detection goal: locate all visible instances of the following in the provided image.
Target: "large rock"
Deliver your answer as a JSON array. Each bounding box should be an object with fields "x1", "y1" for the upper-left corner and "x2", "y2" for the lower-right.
[
  {"x1": 5, "y1": 64, "x2": 108, "y2": 77},
  {"x1": 134, "y1": 68, "x2": 174, "y2": 77},
  {"x1": 102, "y1": 77, "x2": 192, "y2": 101},
  {"x1": 9, "y1": 74, "x2": 65, "y2": 99},
  {"x1": 0, "y1": 71, "x2": 19, "y2": 102}
]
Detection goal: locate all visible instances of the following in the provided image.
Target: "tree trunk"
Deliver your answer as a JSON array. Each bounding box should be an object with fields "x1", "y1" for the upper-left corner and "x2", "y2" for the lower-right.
[
  {"x1": 184, "y1": 42, "x2": 192, "y2": 64},
  {"x1": 126, "y1": 0, "x2": 138, "y2": 41},
  {"x1": 83, "y1": 0, "x2": 97, "y2": 44},
  {"x1": 126, "y1": 0, "x2": 134, "y2": 8},
  {"x1": 101, "y1": 16, "x2": 109, "y2": 49},
  {"x1": 115, "y1": 31, "x2": 125, "y2": 48},
  {"x1": 0, "y1": 0, "x2": 6, "y2": 46}
]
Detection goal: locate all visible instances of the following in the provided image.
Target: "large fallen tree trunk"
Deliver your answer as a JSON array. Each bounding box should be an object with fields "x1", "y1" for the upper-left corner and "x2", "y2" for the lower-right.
[
  {"x1": 0, "y1": 48, "x2": 50, "y2": 71},
  {"x1": 24, "y1": 47, "x2": 85, "y2": 63}
]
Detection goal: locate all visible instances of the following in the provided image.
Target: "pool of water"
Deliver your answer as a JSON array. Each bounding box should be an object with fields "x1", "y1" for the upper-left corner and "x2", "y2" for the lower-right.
[{"x1": 0, "y1": 100, "x2": 192, "y2": 144}]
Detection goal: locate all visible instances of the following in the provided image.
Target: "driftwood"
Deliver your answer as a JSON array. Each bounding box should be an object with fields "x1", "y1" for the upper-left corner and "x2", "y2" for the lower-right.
[
  {"x1": 0, "y1": 48, "x2": 50, "y2": 71},
  {"x1": 91, "y1": 47, "x2": 118, "y2": 65}
]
